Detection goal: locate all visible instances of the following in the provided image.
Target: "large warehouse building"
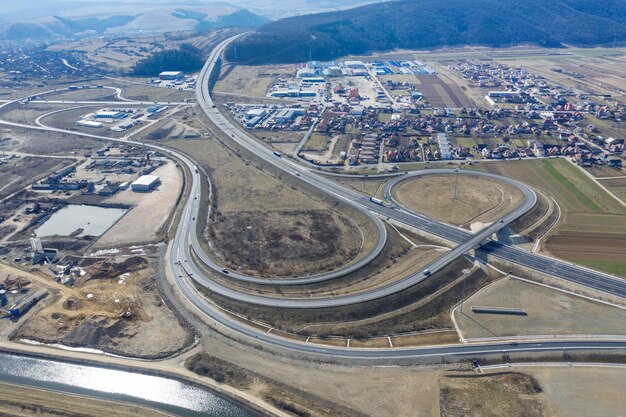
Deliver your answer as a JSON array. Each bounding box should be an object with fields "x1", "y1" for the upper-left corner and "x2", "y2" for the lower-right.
[
  {"x1": 131, "y1": 175, "x2": 160, "y2": 192},
  {"x1": 159, "y1": 71, "x2": 184, "y2": 81},
  {"x1": 95, "y1": 110, "x2": 127, "y2": 120}
]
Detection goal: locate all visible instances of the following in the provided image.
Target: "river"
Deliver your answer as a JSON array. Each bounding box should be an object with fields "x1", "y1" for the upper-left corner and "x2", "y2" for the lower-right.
[{"x1": 0, "y1": 352, "x2": 258, "y2": 417}]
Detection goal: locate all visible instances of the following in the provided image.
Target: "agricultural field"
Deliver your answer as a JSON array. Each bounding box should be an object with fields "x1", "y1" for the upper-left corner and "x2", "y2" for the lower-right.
[
  {"x1": 412, "y1": 74, "x2": 474, "y2": 108},
  {"x1": 598, "y1": 177, "x2": 626, "y2": 202},
  {"x1": 479, "y1": 158, "x2": 626, "y2": 276}
]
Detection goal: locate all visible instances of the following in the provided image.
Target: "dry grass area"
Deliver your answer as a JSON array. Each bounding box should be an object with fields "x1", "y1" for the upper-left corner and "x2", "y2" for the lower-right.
[
  {"x1": 394, "y1": 174, "x2": 524, "y2": 226},
  {"x1": 334, "y1": 176, "x2": 389, "y2": 199},
  {"x1": 1, "y1": 103, "x2": 72, "y2": 126},
  {"x1": 528, "y1": 367, "x2": 626, "y2": 417},
  {"x1": 392, "y1": 330, "x2": 459, "y2": 347},
  {"x1": 214, "y1": 64, "x2": 295, "y2": 97},
  {"x1": 439, "y1": 372, "x2": 544, "y2": 417},
  {"x1": 15, "y1": 257, "x2": 193, "y2": 358},
  {"x1": 206, "y1": 256, "x2": 501, "y2": 339},
  {"x1": 209, "y1": 209, "x2": 362, "y2": 277},
  {"x1": 0, "y1": 155, "x2": 70, "y2": 199},
  {"x1": 189, "y1": 344, "x2": 442, "y2": 417},
  {"x1": 218, "y1": 226, "x2": 441, "y2": 297},
  {"x1": 454, "y1": 277, "x2": 626, "y2": 339},
  {"x1": 6, "y1": 126, "x2": 102, "y2": 156},
  {"x1": 96, "y1": 162, "x2": 182, "y2": 247},
  {"x1": 43, "y1": 88, "x2": 119, "y2": 102},
  {"x1": 112, "y1": 79, "x2": 195, "y2": 103},
  {"x1": 0, "y1": 381, "x2": 168, "y2": 417},
  {"x1": 163, "y1": 127, "x2": 372, "y2": 278}
]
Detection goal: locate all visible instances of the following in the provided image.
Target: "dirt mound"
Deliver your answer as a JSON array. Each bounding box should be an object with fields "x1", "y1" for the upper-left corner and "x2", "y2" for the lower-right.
[
  {"x1": 89, "y1": 256, "x2": 148, "y2": 280},
  {"x1": 63, "y1": 316, "x2": 133, "y2": 348},
  {"x1": 62, "y1": 297, "x2": 82, "y2": 311}
]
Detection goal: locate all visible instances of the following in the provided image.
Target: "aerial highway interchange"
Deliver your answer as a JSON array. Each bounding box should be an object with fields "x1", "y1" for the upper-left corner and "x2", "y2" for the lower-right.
[{"x1": 1, "y1": 34, "x2": 626, "y2": 364}]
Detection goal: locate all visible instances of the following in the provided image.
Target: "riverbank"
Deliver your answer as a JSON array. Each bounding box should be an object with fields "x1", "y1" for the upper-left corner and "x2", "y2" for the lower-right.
[
  {"x1": 0, "y1": 381, "x2": 170, "y2": 417},
  {"x1": 0, "y1": 341, "x2": 288, "y2": 417}
]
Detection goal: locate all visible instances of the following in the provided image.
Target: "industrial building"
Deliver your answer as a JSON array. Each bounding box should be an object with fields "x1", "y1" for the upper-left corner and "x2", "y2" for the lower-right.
[
  {"x1": 117, "y1": 121, "x2": 135, "y2": 130},
  {"x1": 159, "y1": 71, "x2": 184, "y2": 80},
  {"x1": 270, "y1": 87, "x2": 316, "y2": 98},
  {"x1": 48, "y1": 165, "x2": 76, "y2": 183},
  {"x1": 77, "y1": 120, "x2": 104, "y2": 128},
  {"x1": 344, "y1": 60, "x2": 366, "y2": 69},
  {"x1": 131, "y1": 175, "x2": 161, "y2": 192},
  {"x1": 274, "y1": 108, "x2": 305, "y2": 124},
  {"x1": 245, "y1": 108, "x2": 267, "y2": 120},
  {"x1": 9, "y1": 289, "x2": 48, "y2": 317},
  {"x1": 95, "y1": 110, "x2": 127, "y2": 120},
  {"x1": 301, "y1": 77, "x2": 326, "y2": 84}
]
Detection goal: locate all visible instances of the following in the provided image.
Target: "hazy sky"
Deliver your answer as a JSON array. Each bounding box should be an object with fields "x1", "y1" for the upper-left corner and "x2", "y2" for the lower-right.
[{"x1": 0, "y1": 0, "x2": 379, "y2": 22}]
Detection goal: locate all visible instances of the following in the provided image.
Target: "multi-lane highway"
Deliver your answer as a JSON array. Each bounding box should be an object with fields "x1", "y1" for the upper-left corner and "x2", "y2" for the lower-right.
[
  {"x1": 2, "y1": 36, "x2": 626, "y2": 362},
  {"x1": 194, "y1": 35, "x2": 626, "y2": 303}
]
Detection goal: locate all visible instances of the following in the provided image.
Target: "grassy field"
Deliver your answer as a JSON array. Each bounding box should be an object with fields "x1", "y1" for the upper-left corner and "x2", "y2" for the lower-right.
[
  {"x1": 214, "y1": 64, "x2": 295, "y2": 98},
  {"x1": 303, "y1": 133, "x2": 329, "y2": 151},
  {"x1": 529, "y1": 367, "x2": 626, "y2": 417},
  {"x1": 439, "y1": 372, "x2": 544, "y2": 417},
  {"x1": 454, "y1": 277, "x2": 626, "y2": 339},
  {"x1": 394, "y1": 174, "x2": 525, "y2": 226},
  {"x1": 479, "y1": 159, "x2": 626, "y2": 276}
]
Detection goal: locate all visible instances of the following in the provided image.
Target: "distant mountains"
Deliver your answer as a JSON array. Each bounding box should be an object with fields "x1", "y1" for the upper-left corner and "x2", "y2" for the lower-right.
[
  {"x1": 0, "y1": 3, "x2": 269, "y2": 41},
  {"x1": 225, "y1": 0, "x2": 626, "y2": 64}
]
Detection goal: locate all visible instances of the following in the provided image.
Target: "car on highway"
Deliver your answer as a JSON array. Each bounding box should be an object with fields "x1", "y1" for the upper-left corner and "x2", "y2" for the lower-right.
[
  {"x1": 423, "y1": 269, "x2": 431, "y2": 276},
  {"x1": 221, "y1": 268, "x2": 229, "y2": 274}
]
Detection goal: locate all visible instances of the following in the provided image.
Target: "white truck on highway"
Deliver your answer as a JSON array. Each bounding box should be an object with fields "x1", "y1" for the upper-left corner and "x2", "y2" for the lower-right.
[{"x1": 369, "y1": 197, "x2": 384, "y2": 206}]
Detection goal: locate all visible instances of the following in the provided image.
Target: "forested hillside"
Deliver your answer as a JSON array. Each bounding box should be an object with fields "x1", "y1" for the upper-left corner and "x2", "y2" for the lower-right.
[
  {"x1": 131, "y1": 44, "x2": 205, "y2": 76},
  {"x1": 225, "y1": 0, "x2": 626, "y2": 64}
]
